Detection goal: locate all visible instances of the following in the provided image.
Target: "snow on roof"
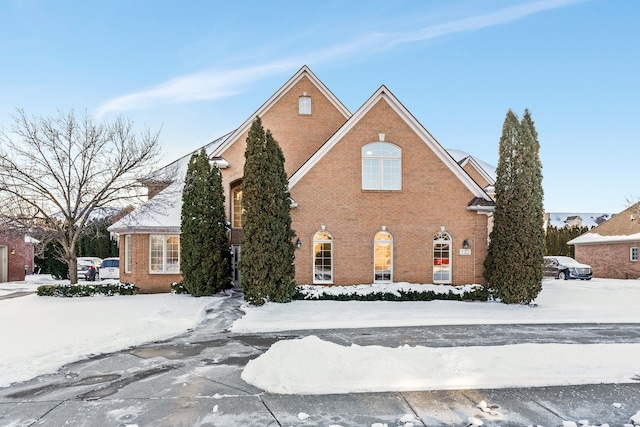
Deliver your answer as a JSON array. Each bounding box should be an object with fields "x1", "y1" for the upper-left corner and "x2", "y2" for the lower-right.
[
  {"x1": 108, "y1": 181, "x2": 183, "y2": 234},
  {"x1": 545, "y1": 212, "x2": 612, "y2": 229},
  {"x1": 569, "y1": 231, "x2": 640, "y2": 245},
  {"x1": 568, "y1": 202, "x2": 640, "y2": 245},
  {"x1": 24, "y1": 235, "x2": 39, "y2": 244},
  {"x1": 447, "y1": 149, "x2": 496, "y2": 183},
  {"x1": 144, "y1": 131, "x2": 234, "y2": 183}
]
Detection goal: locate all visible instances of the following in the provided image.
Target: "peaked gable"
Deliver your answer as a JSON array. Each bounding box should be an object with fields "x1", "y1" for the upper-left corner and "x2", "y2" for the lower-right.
[
  {"x1": 289, "y1": 85, "x2": 492, "y2": 206},
  {"x1": 211, "y1": 65, "x2": 351, "y2": 159},
  {"x1": 447, "y1": 149, "x2": 497, "y2": 186}
]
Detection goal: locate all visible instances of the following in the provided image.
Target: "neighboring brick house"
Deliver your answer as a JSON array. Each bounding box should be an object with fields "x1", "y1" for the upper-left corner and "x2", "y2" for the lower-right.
[
  {"x1": 0, "y1": 230, "x2": 37, "y2": 282},
  {"x1": 109, "y1": 66, "x2": 495, "y2": 293},
  {"x1": 569, "y1": 202, "x2": 640, "y2": 279}
]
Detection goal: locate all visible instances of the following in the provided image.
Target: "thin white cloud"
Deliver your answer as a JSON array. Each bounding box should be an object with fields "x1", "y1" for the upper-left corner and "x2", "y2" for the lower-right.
[{"x1": 96, "y1": 0, "x2": 584, "y2": 115}]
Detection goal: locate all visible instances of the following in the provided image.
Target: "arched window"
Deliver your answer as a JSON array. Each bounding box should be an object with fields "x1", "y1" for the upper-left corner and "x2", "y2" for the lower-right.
[
  {"x1": 433, "y1": 230, "x2": 452, "y2": 284},
  {"x1": 362, "y1": 142, "x2": 401, "y2": 190},
  {"x1": 374, "y1": 230, "x2": 393, "y2": 283},
  {"x1": 232, "y1": 184, "x2": 243, "y2": 228},
  {"x1": 313, "y1": 230, "x2": 333, "y2": 284}
]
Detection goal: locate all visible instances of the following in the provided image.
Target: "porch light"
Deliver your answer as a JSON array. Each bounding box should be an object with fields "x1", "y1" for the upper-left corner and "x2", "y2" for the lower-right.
[
  {"x1": 296, "y1": 238, "x2": 302, "y2": 249},
  {"x1": 463, "y1": 239, "x2": 469, "y2": 249}
]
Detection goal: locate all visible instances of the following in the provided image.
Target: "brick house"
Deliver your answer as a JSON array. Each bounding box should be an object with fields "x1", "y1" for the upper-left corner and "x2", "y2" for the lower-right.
[
  {"x1": 109, "y1": 66, "x2": 495, "y2": 293},
  {"x1": 0, "y1": 229, "x2": 36, "y2": 282},
  {"x1": 569, "y1": 202, "x2": 640, "y2": 279}
]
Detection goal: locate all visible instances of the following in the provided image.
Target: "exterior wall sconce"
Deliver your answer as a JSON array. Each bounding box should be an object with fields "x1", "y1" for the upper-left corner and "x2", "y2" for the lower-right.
[
  {"x1": 296, "y1": 238, "x2": 302, "y2": 249},
  {"x1": 10, "y1": 248, "x2": 15, "y2": 255},
  {"x1": 463, "y1": 239, "x2": 469, "y2": 249}
]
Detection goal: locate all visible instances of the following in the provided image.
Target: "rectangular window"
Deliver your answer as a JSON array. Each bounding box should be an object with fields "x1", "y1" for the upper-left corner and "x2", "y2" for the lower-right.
[
  {"x1": 125, "y1": 235, "x2": 132, "y2": 273},
  {"x1": 232, "y1": 187, "x2": 243, "y2": 228},
  {"x1": 313, "y1": 242, "x2": 333, "y2": 284},
  {"x1": 149, "y1": 235, "x2": 180, "y2": 274},
  {"x1": 361, "y1": 143, "x2": 402, "y2": 190},
  {"x1": 299, "y1": 96, "x2": 311, "y2": 115},
  {"x1": 631, "y1": 247, "x2": 638, "y2": 262},
  {"x1": 362, "y1": 158, "x2": 380, "y2": 190},
  {"x1": 382, "y1": 159, "x2": 401, "y2": 190}
]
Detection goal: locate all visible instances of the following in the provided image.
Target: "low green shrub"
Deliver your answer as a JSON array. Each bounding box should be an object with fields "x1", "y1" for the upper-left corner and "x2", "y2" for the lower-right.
[
  {"x1": 171, "y1": 282, "x2": 189, "y2": 294},
  {"x1": 37, "y1": 282, "x2": 139, "y2": 297},
  {"x1": 293, "y1": 285, "x2": 488, "y2": 302}
]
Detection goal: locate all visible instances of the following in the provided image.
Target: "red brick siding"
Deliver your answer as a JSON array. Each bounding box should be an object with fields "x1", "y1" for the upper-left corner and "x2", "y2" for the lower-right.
[
  {"x1": 220, "y1": 76, "x2": 349, "y2": 213},
  {"x1": 126, "y1": 76, "x2": 349, "y2": 291},
  {"x1": 0, "y1": 234, "x2": 32, "y2": 282},
  {"x1": 463, "y1": 163, "x2": 490, "y2": 189},
  {"x1": 290, "y1": 98, "x2": 488, "y2": 285},
  {"x1": 575, "y1": 242, "x2": 640, "y2": 279},
  {"x1": 118, "y1": 233, "x2": 181, "y2": 293}
]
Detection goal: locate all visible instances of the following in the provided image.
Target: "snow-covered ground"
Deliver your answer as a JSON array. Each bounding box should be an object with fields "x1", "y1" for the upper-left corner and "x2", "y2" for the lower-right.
[
  {"x1": 0, "y1": 275, "x2": 222, "y2": 387},
  {"x1": 1, "y1": 276, "x2": 640, "y2": 401}
]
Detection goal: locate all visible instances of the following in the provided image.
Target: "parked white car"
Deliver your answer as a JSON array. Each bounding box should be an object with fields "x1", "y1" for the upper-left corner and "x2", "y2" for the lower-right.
[{"x1": 99, "y1": 257, "x2": 120, "y2": 280}]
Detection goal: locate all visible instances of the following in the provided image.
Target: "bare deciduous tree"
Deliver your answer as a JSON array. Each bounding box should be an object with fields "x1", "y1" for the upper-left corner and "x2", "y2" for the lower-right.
[{"x1": 0, "y1": 108, "x2": 162, "y2": 283}]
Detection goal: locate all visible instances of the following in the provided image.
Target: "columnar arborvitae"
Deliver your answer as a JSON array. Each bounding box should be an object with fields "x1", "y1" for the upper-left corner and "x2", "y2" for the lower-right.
[
  {"x1": 484, "y1": 109, "x2": 544, "y2": 304},
  {"x1": 181, "y1": 149, "x2": 231, "y2": 296},
  {"x1": 239, "y1": 117, "x2": 296, "y2": 305}
]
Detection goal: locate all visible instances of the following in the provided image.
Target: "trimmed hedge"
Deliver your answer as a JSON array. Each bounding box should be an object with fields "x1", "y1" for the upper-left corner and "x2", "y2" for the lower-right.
[
  {"x1": 37, "y1": 282, "x2": 139, "y2": 297},
  {"x1": 293, "y1": 286, "x2": 489, "y2": 302}
]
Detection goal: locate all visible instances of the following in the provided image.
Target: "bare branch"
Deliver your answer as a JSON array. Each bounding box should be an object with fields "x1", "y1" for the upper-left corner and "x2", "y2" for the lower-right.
[{"x1": 0, "y1": 108, "x2": 163, "y2": 283}]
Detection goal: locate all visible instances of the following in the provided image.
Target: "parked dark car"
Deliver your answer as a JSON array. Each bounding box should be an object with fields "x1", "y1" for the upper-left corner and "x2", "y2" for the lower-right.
[
  {"x1": 543, "y1": 256, "x2": 592, "y2": 280},
  {"x1": 84, "y1": 265, "x2": 98, "y2": 281}
]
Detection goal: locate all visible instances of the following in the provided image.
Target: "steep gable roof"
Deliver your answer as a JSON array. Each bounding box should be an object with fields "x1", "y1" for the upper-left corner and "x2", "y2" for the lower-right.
[
  {"x1": 569, "y1": 202, "x2": 640, "y2": 245},
  {"x1": 210, "y1": 65, "x2": 351, "y2": 158},
  {"x1": 289, "y1": 85, "x2": 493, "y2": 207},
  {"x1": 109, "y1": 181, "x2": 183, "y2": 234},
  {"x1": 447, "y1": 149, "x2": 497, "y2": 185}
]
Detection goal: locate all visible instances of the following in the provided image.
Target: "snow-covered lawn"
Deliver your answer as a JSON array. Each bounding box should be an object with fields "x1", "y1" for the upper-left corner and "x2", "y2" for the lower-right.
[
  {"x1": 1, "y1": 276, "x2": 640, "y2": 397},
  {"x1": 0, "y1": 275, "x2": 222, "y2": 387}
]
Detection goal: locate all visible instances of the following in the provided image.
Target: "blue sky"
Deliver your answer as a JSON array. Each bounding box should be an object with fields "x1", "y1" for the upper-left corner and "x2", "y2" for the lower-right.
[{"x1": 1, "y1": 0, "x2": 638, "y2": 213}]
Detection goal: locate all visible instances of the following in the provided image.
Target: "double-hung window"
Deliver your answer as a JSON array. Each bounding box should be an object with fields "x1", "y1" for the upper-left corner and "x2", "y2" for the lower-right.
[
  {"x1": 362, "y1": 142, "x2": 401, "y2": 190},
  {"x1": 149, "y1": 235, "x2": 180, "y2": 274}
]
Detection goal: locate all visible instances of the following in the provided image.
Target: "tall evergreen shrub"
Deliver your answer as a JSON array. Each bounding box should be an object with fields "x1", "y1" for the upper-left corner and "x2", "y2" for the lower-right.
[
  {"x1": 239, "y1": 117, "x2": 296, "y2": 305},
  {"x1": 181, "y1": 149, "x2": 231, "y2": 296},
  {"x1": 484, "y1": 109, "x2": 544, "y2": 304}
]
